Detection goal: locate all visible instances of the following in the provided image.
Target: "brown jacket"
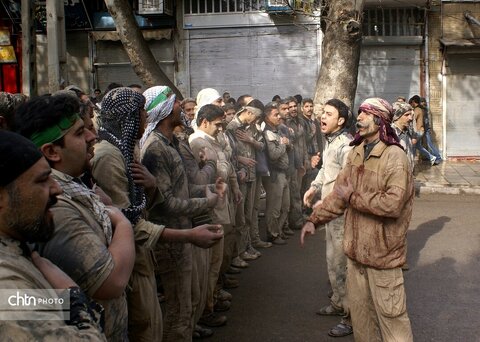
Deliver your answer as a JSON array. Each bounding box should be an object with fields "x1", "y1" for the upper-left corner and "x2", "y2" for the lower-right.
[{"x1": 309, "y1": 140, "x2": 414, "y2": 269}]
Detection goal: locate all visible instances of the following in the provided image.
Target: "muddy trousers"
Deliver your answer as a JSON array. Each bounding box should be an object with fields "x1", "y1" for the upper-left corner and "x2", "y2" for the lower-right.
[
  {"x1": 347, "y1": 259, "x2": 413, "y2": 342},
  {"x1": 263, "y1": 172, "x2": 290, "y2": 238},
  {"x1": 325, "y1": 215, "x2": 348, "y2": 312}
]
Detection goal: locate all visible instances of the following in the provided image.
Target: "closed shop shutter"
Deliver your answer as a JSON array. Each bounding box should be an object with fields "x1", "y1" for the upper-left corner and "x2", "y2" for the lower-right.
[
  {"x1": 355, "y1": 45, "x2": 421, "y2": 106},
  {"x1": 94, "y1": 39, "x2": 174, "y2": 93},
  {"x1": 188, "y1": 25, "x2": 319, "y2": 102},
  {"x1": 445, "y1": 53, "x2": 480, "y2": 157}
]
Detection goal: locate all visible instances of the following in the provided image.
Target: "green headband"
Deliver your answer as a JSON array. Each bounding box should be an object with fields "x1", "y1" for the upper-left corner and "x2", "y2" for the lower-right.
[
  {"x1": 146, "y1": 87, "x2": 172, "y2": 112},
  {"x1": 30, "y1": 113, "x2": 80, "y2": 147}
]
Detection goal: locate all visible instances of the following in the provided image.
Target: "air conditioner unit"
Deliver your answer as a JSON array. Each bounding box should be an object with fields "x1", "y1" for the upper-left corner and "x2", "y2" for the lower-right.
[
  {"x1": 138, "y1": 0, "x2": 173, "y2": 16},
  {"x1": 266, "y1": 0, "x2": 295, "y2": 13}
]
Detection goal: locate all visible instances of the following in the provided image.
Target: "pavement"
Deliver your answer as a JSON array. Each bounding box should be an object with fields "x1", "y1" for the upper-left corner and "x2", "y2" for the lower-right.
[{"x1": 414, "y1": 158, "x2": 480, "y2": 195}]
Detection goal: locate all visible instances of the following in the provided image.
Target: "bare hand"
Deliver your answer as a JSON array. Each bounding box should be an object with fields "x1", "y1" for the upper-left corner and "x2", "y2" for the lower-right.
[
  {"x1": 334, "y1": 177, "x2": 354, "y2": 203},
  {"x1": 237, "y1": 170, "x2": 247, "y2": 184},
  {"x1": 199, "y1": 147, "x2": 216, "y2": 163},
  {"x1": 31, "y1": 251, "x2": 77, "y2": 289},
  {"x1": 303, "y1": 187, "x2": 316, "y2": 208},
  {"x1": 189, "y1": 224, "x2": 224, "y2": 248},
  {"x1": 206, "y1": 186, "x2": 219, "y2": 207},
  {"x1": 130, "y1": 162, "x2": 156, "y2": 191},
  {"x1": 297, "y1": 166, "x2": 306, "y2": 178},
  {"x1": 106, "y1": 206, "x2": 130, "y2": 228},
  {"x1": 93, "y1": 184, "x2": 113, "y2": 206},
  {"x1": 280, "y1": 137, "x2": 289, "y2": 145},
  {"x1": 310, "y1": 153, "x2": 321, "y2": 168},
  {"x1": 234, "y1": 189, "x2": 243, "y2": 204},
  {"x1": 235, "y1": 129, "x2": 251, "y2": 143},
  {"x1": 300, "y1": 221, "x2": 316, "y2": 247},
  {"x1": 214, "y1": 178, "x2": 227, "y2": 198},
  {"x1": 237, "y1": 156, "x2": 257, "y2": 168}
]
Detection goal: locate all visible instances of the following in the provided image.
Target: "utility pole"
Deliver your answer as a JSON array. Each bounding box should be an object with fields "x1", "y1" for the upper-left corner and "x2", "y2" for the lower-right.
[
  {"x1": 46, "y1": 0, "x2": 67, "y2": 93},
  {"x1": 21, "y1": 0, "x2": 37, "y2": 97}
]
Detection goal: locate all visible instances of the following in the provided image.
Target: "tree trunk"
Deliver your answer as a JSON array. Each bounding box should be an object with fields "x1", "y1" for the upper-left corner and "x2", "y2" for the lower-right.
[
  {"x1": 313, "y1": 0, "x2": 364, "y2": 111},
  {"x1": 104, "y1": 0, "x2": 183, "y2": 99}
]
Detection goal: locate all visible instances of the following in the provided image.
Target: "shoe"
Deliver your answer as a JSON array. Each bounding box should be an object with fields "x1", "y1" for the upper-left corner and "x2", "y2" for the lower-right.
[
  {"x1": 430, "y1": 156, "x2": 437, "y2": 166},
  {"x1": 240, "y1": 251, "x2": 258, "y2": 261},
  {"x1": 271, "y1": 236, "x2": 287, "y2": 245},
  {"x1": 283, "y1": 227, "x2": 295, "y2": 236},
  {"x1": 214, "y1": 300, "x2": 231, "y2": 312},
  {"x1": 216, "y1": 289, "x2": 232, "y2": 302},
  {"x1": 280, "y1": 233, "x2": 290, "y2": 240},
  {"x1": 198, "y1": 312, "x2": 227, "y2": 327},
  {"x1": 231, "y1": 256, "x2": 249, "y2": 268},
  {"x1": 226, "y1": 266, "x2": 241, "y2": 275},
  {"x1": 316, "y1": 304, "x2": 345, "y2": 316},
  {"x1": 402, "y1": 262, "x2": 410, "y2": 271},
  {"x1": 246, "y1": 246, "x2": 261, "y2": 258},
  {"x1": 328, "y1": 322, "x2": 353, "y2": 337},
  {"x1": 327, "y1": 290, "x2": 333, "y2": 299},
  {"x1": 193, "y1": 324, "x2": 214, "y2": 339},
  {"x1": 253, "y1": 240, "x2": 273, "y2": 249},
  {"x1": 222, "y1": 275, "x2": 239, "y2": 289}
]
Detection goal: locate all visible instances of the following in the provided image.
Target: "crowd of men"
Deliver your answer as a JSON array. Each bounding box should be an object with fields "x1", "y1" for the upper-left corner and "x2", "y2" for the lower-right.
[{"x1": 0, "y1": 83, "x2": 439, "y2": 341}]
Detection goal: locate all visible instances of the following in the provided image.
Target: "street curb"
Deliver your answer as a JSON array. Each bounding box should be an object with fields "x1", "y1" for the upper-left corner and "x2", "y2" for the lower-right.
[{"x1": 415, "y1": 182, "x2": 480, "y2": 196}]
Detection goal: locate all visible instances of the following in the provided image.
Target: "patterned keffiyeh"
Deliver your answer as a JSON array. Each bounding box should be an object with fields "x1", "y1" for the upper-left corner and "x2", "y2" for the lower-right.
[
  {"x1": 351, "y1": 97, "x2": 402, "y2": 148},
  {"x1": 52, "y1": 170, "x2": 112, "y2": 245},
  {"x1": 140, "y1": 85, "x2": 176, "y2": 148},
  {"x1": 98, "y1": 87, "x2": 146, "y2": 224}
]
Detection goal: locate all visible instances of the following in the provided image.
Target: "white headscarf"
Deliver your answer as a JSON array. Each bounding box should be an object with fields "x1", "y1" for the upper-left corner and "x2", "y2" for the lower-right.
[
  {"x1": 192, "y1": 88, "x2": 222, "y2": 129},
  {"x1": 140, "y1": 85, "x2": 176, "y2": 148}
]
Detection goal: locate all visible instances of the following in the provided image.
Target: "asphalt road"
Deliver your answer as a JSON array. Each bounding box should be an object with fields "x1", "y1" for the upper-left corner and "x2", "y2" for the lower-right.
[{"x1": 208, "y1": 194, "x2": 480, "y2": 342}]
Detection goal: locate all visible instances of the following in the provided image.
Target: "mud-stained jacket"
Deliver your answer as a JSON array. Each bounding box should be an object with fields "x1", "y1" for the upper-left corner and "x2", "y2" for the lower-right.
[
  {"x1": 311, "y1": 131, "x2": 353, "y2": 200},
  {"x1": 308, "y1": 140, "x2": 414, "y2": 269},
  {"x1": 139, "y1": 131, "x2": 213, "y2": 229},
  {"x1": 226, "y1": 117, "x2": 258, "y2": 182},
  {"x1": 189, "y1": 129, "x2": 239, "y2": 225},
  {"x1": 286, "y1": 115, "x2": 308, "y2": 170},
  {"x1": 38, "y1": 168, "x2": 128, "y2": 341},
  {"x1": 0, "y1": 238, "x2": 106, "y2": 341},
  {"x1": 263, "y1": 123, "x2": 290, "y2": 177}
]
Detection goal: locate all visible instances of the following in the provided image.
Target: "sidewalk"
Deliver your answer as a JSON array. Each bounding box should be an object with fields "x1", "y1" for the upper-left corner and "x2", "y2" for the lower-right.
[{"x1": 414, "y1": 159, "x2": 480, "y2": 195}]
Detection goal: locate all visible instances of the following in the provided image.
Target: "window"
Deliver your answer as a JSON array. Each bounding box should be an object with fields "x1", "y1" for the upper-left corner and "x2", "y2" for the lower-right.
[{"x1": 363, "y1": 8, "x2": 424, "y2": 36}]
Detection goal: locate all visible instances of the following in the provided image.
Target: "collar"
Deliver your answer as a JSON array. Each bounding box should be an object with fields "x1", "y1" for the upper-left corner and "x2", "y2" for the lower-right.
[
  {"x1": 0, "y1": 237, "x2": 30, "y2": 257},
  {"x1": 325, "y1": 129, "x2": 345, "y2": 144}
]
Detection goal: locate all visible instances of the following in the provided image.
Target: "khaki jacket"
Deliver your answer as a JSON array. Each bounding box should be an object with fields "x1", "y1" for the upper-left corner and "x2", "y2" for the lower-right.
[{"x1": 309, "y1": 140, "x2": 414, "y2": 269}]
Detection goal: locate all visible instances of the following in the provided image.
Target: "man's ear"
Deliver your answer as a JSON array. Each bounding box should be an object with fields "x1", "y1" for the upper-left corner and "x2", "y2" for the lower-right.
[
  {"x1": 40, "y1": 143, "x2": 61, "y2": 163},
  {"x1": 338, "y1": 117, "x2": 345, "y2": 127}
]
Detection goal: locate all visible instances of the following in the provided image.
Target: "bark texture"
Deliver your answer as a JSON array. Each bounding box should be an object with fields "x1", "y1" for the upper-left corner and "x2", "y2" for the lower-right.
[
  {"x1": 104, "y1": 0, "x2": 183, "y2": 99},
  {"x1": 314, "y1": 0, "x2": 364, "y2": 111}
]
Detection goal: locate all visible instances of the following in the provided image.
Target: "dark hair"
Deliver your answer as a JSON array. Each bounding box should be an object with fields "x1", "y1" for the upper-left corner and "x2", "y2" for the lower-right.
[
  {"x1": 181, "y1": 97, "x2": 196, "y2": 108},
  {"x1": 302, "y1": 98, "x2": 313, "y2": 106},
  {"x1": 285, "y1": 96, "x2": 297, "y2": 105},
  {"x1": 325, "y1": 98, "x2": 352, "y2": 129},
  {"x1": 128, "y1": 84, "x2": 142, "y2": 89},
  {"x1": 263, "y1": 102, "x2": 278, "y2": 120},
  {"x1": 272, "y1": 95, "x2": 281, "y2": 102},
  {"x1": 294, "y1": 94, "x2": 303, "y2": 104},
  {"x1": 248, "y1": 99, "x2": 265, "y2": 113},
  {"x1": 105, "y1": 82, "x2": 123, "y2": 94},
  {"x1": 280, "y1": 98, "x2": 290, "y2": 106},
  {"x1": 409, "y1": 95, "x2": 421, "y2": 105},
  {"x1": 14, "y1": 93, "x2": 81, "y2": 147},
  {"x1": 226, "y1": 97, "x2": 236, "y2": 105},
  {"x1": 237, "y1": 94, "x2": 252, "y2": 107},
  {"x1": 222, "y1": 103, "x2": 235, "y2": 112},
  {"x1": 196, "y1": 104, "x2": 225, "y2": 126},
  {"x1": 94, "y1": 88, "x2": 101, "y2": 93}
]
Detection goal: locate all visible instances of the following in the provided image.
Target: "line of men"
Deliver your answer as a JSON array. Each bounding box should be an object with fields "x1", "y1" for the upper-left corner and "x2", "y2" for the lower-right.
[
  {"x1": 0, "y1": 83, "x2": 324, "y2": 341},
  {"x1": 0, "y1": 86, "x2": 418, "y2": 341}
]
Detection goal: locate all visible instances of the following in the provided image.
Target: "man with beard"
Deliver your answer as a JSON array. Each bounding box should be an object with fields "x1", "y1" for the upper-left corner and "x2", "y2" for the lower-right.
[
  {"x1": 0, "y1": 131, "x2": 106, "y2": 340},
  {"x1": 91, "y1": 87, "x2": 223, "y2": 341},
  {"x1": 303, "y1": 99, "x2": 353, "y2": 337},
  {"x1": 301, "y1": 98, "x2": 414, "y2": 342},
  {"x1": 139, "y1": 86, "x2": 223, "y2": 340},
  {"x1": 14, "y1": 93, "x2": 135, "y2": 341}
]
